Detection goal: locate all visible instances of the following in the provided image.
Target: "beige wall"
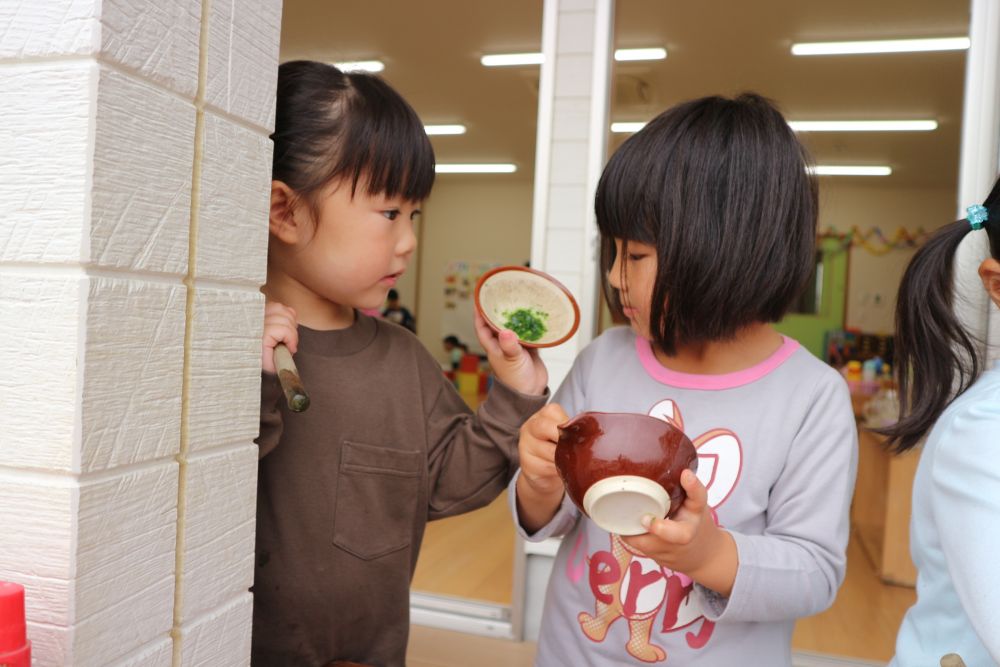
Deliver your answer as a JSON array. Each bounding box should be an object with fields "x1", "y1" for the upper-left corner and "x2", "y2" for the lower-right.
[
  {"x1": 410, "y1": 180, "x2": 957, "y2": 357},
  {"x1": 415, "y1": 178, "x2": 535, "y2": 363},
  {"x1": 819, "y1": 183, "x2": 956, "y2": 334}
]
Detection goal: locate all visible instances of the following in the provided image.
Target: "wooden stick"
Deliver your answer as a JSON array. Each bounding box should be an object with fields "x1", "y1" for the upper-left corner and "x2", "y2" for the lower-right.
[
  {"x1": 940, "y1": 654, "x2": 967, "y2": 667},
  {"x1": 273, "y1": 343, "x2": 310, "y2": 412}
]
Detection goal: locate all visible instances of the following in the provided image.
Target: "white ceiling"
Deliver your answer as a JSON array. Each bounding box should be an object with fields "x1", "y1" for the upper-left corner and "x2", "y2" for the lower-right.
[{"x1": 280, "y1": 0, "x2": 970, "y2": 188}]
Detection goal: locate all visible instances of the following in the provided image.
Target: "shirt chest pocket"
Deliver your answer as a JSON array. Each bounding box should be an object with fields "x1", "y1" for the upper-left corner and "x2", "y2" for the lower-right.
[{"x1": 333, "y1": 440, "x2": 424, "y2": 560}]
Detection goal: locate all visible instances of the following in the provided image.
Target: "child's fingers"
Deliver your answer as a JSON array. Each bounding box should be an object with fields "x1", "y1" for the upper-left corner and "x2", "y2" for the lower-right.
[
  {"x1": 496, "y1": 328, "x2": 524, "y2": 360},
  {"x1": 524, "y1": 403, "x2": 569, "y2": 443},
  {"x1": 640, "y1": 515, "x2": 695, "y2": 545},
  {"x1": 261, "y1": 302, "x2": 300, "y2": 373},
  {"x1": 263, "y1": 317, "x2": 299, "y2": 352},
  {"x1": 679, "y1": 469, "x2": 708, "y2": 512},
  {"x1": 264, "y1": 301, "x2": 296, "y2": 320},
  {"x1": 520, "y1": 450, "x2": 562, "y2": 492}
]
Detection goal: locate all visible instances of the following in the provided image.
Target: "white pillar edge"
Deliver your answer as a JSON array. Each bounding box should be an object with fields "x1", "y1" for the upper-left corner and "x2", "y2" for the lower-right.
[
  {"x1": 528, "y1": 0, "x2": 561, "y2": 273},
  {"x1": 579, "y1": 0, "x2": 615, "y2": 346},
  {"x1": 956, "y1": 0, "x2": 1000, "y2": 364}
]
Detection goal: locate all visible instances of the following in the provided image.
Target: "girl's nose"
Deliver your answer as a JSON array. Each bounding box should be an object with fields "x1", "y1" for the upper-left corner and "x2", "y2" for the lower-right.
[
  {"x1": 397, "y1": 219, "x2": 417, "y2": 257},
  {"x1": 607, "y1": 256, "x2": 622, "y2": 289}
]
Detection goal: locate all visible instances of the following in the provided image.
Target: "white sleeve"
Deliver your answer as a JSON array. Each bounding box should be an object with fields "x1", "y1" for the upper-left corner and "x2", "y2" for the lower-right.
[
  {"x1": 508, "y1": 470, "x2": 581, "y2": 541},
  {"x1": 695, "y1": 376, "x2": 858, "y2": 622},
  {"x1": 931, "y1": 398, "x2": 1000, "y2": 661}
]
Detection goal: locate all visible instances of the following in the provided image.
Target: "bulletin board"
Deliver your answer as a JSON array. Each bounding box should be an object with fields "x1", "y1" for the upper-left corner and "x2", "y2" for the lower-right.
[{"x1": 441, "y1": 260, "x2": 500, "y2": 355}]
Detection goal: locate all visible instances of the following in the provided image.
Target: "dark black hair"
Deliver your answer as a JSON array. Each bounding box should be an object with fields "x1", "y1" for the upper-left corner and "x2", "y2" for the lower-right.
[
  {"x1": 595, "y1": 93, "x2": 818, "y2": 355},
  {"x1": 877, "y1": 179, "x2": 1000, "y2": 453},
  {"x1": 443, "y1": 335, "x2": 460, "y2": 346},
  {"x1": 271, "y1": 60, "x2": 435, "y2": 213},
  {"x1": 387, "y1": 288, "x2": 400, "y2": 301}
]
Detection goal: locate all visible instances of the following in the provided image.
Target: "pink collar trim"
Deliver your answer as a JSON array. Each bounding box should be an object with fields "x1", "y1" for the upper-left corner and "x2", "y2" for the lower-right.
[{"x1": 635, "y1": 334, "x2": 800, "y2": 390}]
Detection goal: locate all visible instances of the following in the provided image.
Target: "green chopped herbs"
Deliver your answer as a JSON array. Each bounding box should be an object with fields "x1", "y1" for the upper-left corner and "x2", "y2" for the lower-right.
[{"x1": 503, "y1": 308, "x2": 548, "y2": 342}]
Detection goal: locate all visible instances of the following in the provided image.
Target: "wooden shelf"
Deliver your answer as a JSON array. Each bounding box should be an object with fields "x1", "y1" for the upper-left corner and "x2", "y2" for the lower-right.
[{"x1": 852, "y1": 426, "x2": 918, "y2": 587}]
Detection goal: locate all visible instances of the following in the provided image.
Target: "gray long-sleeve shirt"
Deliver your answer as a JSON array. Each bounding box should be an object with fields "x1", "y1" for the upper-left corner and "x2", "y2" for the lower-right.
[
  {"x1": 511, "y1": 326, "x2": 857, "y2": 666},
  {"x1": 252, "y1": 313, "x2": 547, "y2": 667}
]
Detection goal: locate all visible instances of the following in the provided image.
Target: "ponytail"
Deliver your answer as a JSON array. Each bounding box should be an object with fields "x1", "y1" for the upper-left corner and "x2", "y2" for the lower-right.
[
  {"x1": 879, "y1": 180, "x2": 1000, "y2": 453},
  {"x1": 877, "y1": 221, "x2": 979, "y2": 452}
]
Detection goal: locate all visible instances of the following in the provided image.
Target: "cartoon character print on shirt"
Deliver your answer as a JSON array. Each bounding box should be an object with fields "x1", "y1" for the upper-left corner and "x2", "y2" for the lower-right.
[{"x1": 573, "y1": 399, "x2": 743, "y2": 663}]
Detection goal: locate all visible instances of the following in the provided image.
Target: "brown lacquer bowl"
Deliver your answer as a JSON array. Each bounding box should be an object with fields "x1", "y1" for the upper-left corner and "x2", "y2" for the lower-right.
[{"x1": 555, "y1": 412, "x2": 698, "y2": 535}]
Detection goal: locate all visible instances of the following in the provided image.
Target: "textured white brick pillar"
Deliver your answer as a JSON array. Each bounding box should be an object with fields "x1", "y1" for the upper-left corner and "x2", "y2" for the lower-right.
[
  {"x1": 958, "y1": 0, "x2": 1000, "y2": 365},
  {"x1": 0, "y1": 1, "x2": 280, "y2": 664},
  {"x1": 529, "y1": 0, "x2": 614, "y2": 390},
  {"x1": 514, "y1": 0, "x2": 614, "y2": 643}
]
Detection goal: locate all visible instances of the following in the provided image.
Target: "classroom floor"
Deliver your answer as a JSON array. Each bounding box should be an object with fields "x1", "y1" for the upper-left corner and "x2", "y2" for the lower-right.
[{"x1": 412, "y1": 498, "x2": 916, "y2": 665}]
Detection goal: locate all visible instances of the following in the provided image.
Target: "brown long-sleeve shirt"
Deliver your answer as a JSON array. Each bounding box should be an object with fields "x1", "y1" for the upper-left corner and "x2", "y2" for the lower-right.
[{"x1": 251, "y1": 314, "x2": 547, "y2": 667}]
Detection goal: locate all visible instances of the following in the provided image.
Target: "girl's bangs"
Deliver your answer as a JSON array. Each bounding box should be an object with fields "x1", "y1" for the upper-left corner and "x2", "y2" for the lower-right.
[
  {"x1": 595, "y1": 141, "x2": 658, "y2": 245},
  {"x1": 339, "y1": 74, "x2": 436, "y2": 202}
]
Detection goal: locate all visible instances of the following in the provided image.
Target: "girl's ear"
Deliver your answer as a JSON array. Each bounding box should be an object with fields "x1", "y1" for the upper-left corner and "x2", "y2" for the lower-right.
[
  {"x1": 269, "y1": 181, "x2": 305, "y2": 244},
  {"x1": 979, "y1": 257, "x2": 1000, "y2": 308}
]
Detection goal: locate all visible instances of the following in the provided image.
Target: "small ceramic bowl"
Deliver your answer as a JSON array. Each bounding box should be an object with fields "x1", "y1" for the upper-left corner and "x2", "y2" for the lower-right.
[
  {"x1": 474, "y1": 266, "x2": 580, "y2": 348},
  {"x1": 555, "y1": 411, "x2": 698, "y2": 535}
]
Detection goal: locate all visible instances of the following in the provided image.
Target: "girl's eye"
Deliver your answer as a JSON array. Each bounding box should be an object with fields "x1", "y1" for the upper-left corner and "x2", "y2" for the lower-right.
[
  {"x1": 382, "y1": 209, "x2": 400, "y2": 221},
  {"x1": 628, "y1": 253, "x2": 647, "y2": 262}
]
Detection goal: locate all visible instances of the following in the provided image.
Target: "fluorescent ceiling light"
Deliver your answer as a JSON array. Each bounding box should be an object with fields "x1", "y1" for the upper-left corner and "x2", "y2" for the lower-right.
[
  {"x1": 483, "y1": 47, "x2": 666, "y2": 67},
  {"x1": 791, "y1": 37, "x2": 969, "y2": 56},
  {"x1": 424, "y1": 124, "x2": 467, "y2": 136},
  {"x1": 809, "y1": 165, "x2": 892, "y2": 176},
  {"x1": 789, "y1": 120, "x2": 938, "y2": 132},
  {"x1": 615, "y1": 47, "x2": 667, "y2": 61},
  {"x1": 436, "y1": 163, "x2": 517, "y2": 174},
  {"x1": 334, "y1": 60, "x2": 385, "y2": 73},
  {"x1": 611, "y1": 121, "x2": 647, "y2": 133},
  {"x1": 481, "y1": 53, "x2": 544, "y2": 67}
]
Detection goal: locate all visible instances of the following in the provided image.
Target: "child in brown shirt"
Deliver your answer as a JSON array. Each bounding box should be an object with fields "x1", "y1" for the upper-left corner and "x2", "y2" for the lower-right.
[{"x1": 251, "y1": 61, "x2": 549, "y2": 667}]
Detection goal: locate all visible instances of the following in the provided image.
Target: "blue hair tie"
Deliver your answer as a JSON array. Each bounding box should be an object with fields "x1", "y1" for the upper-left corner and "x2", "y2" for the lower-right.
[{"x1": 967, "y1": 204, "x2": 988, "y2": 230}]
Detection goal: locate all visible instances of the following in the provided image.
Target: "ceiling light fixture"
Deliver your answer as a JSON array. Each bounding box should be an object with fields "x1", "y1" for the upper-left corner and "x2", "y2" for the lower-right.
[
  {"x1": 481, "y1": 53, "x2": 544, "y2": 67},
  {"x1": 611, "y1": 121, "x2": 646, "y2": 133},
  {"x1": 614, "y1": 47, "x2": 667, "y2": 61},
  {"x1": 424, "y1": 124, "x2": 467, "y2": 136},
  {"x1": 809, "y1": 165, "x2": 892, "y2": 176},
  {"x1": 482, "y1": 47, "x2": 667, "y2": 67},
  {"x1": 789, "y1": 120, "x2": 938, "y2": 132},
  {"x1": 791, "y1": 37, "x2": 969, "y2": 56},
  {"x1": 333, "y1": 60, "x2": 385, "y2": 73},
  {"x1": 435, "y1": 163, "x2": 518, "y2": 174}
]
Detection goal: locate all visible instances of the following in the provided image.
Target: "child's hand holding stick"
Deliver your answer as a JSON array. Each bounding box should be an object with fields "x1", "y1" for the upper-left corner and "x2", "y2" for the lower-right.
[
  {"x1": 273, "y1": 343, "x2": 309, "y2": 412},
  {"x1": 262, "y1": 302, "x2": 309, "y2": 412}
]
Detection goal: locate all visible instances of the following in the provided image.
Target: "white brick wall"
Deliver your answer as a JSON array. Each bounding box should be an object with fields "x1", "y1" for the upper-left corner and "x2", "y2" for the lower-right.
[
  {"x1": 91, "y1": 66, "x2": 196, "y2": 274},
  {"x1": 177, "y1": 446, "x2": 257, "y2": 623},
  {"x1": 177, "y1": 594, "x2": 253, "y2": 667},
  {"x1": 0, "y1": 0, "x2": 281, "y2": 664},
  {"x1": 205, "y1": 0, "x2": 281, "y2": 131},
  {"x1": 186, "y1": 290, "x2": 265, "y2": 452},
  {"x1": 196, "y1": 113, "x2": 272, "y2": 284}
]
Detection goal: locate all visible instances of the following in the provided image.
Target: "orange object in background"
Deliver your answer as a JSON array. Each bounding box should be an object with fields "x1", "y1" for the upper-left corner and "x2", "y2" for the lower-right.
[
  {"x1": 0, "y1": 581, "x2": 31, "y2": 667},
  {"x1": 458, "y1": 353, "x2": 480, "y2": 373}
]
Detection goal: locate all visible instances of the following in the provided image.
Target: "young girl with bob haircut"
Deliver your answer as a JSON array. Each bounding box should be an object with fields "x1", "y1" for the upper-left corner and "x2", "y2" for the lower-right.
[
  {"x1": 880, "y1": 181, "x2": 1000, "y2": 665},
  {"x1": 253, "y1": 61, "x2": 549, "y2": 666},
  {"x1": 512, "y1": 93, "x2": 857, "y2": 666}
]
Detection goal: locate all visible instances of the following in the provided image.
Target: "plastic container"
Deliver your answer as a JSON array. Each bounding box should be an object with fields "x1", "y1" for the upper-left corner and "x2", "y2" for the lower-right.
[{"x1": 0, "y1": 581, "x2": 31, "y2": 667}]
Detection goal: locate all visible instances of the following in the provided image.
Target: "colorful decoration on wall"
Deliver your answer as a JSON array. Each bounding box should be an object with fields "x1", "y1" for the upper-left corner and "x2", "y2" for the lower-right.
[
  {"x1": 817, "y1": 226, "x2": 932, "y2": 256},
  {"x1": 441, "y1": 260, "x2": 501, "y2": 354}
]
